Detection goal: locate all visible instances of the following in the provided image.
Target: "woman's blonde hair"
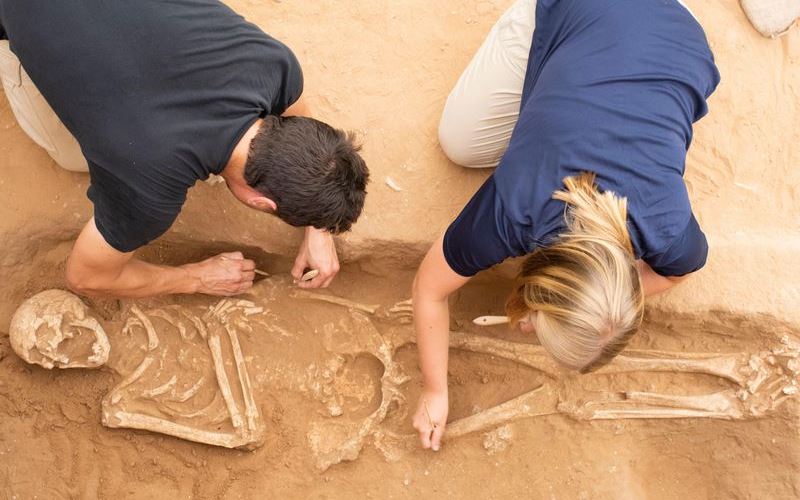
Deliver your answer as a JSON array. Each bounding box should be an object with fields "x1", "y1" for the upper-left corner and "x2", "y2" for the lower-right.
[{"x1": 506, "y1": 172, "x2": 644, "y2": 373}]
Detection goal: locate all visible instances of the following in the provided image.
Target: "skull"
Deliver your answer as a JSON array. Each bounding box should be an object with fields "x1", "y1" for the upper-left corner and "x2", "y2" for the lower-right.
[{"x1": 9, "y1": 289, "x2": 110, "y2": 369}]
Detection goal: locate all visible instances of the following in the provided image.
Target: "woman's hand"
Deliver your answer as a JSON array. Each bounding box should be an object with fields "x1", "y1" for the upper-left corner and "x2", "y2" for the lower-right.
[{"x1": 412, "y1": 390, "x2": 449, "y2": 451}]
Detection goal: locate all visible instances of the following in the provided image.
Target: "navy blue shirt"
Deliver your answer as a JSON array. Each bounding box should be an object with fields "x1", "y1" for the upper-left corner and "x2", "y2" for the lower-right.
[
  {"x1": 444, "y1": 0, "x2": 720, "y2": 277},
  {"x1": 0, "y1": 0, "x2": 303, "y2": 252}
]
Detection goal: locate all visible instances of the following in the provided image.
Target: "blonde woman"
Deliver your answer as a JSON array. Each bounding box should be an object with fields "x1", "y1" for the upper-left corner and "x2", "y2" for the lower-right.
[{"x1": 412, "y1": 0, "x2": 720, "y2": 450}]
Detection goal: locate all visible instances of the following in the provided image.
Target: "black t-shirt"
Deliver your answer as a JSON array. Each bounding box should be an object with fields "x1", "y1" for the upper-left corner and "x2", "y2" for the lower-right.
[{"x1": 0, "y1": 0, "x2": 303, "y2": 251}]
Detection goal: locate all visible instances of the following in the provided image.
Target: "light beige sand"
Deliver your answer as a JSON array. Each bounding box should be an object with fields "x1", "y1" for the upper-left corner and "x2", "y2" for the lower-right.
[{"x1": 0, "y1": 1, "x2": 798, "y2": 498}]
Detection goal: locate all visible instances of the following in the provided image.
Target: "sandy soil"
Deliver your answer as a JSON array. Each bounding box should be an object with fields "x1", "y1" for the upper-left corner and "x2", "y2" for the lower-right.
[{"x1": 0, "y1": 1, "x2": 798, "y2": 499}]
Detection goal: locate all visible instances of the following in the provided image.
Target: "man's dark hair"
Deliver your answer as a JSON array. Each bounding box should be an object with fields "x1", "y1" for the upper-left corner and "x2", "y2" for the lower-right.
[{"x1": 244, "y1": 115, "x2": 369, "y2": 233}]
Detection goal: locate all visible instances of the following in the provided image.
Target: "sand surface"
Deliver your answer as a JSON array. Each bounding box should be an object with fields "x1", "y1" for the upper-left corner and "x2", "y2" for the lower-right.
[{"x1": 0, "y1": 1, "x2": 798, "y2": 498}]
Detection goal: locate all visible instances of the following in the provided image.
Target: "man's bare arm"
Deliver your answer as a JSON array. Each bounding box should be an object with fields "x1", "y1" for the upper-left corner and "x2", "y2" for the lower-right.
[{"x1": 65, "y1": 218, "x2": 255, "y2": 298}]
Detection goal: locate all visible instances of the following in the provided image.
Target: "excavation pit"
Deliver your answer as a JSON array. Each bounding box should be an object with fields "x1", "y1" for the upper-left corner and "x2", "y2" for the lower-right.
[{"x1": 1, "y1": 238, "x2": 798, "y2": 498}]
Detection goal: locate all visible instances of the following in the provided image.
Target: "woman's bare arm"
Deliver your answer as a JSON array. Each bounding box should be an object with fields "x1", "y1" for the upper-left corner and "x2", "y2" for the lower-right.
[
  {"x1": 411, "y1": 233, "x2": 470, "y2": 450},
  {"x1": 636, "y1": 260, "x2": 692, "y2": 296}
]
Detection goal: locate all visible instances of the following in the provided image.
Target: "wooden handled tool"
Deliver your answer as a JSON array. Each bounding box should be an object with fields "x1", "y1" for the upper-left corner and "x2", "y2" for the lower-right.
[{"x1": 472, "y1": 315, "x2": 510, "y2": 327}]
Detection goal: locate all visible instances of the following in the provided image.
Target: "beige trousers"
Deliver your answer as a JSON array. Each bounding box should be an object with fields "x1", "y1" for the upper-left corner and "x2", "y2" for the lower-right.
[
  {"x1": 0, "y1": 40, "x2": 88, "y2": 172},
  {"x1": 438, "y1": 0, "x2": 697, "y2": 169}
]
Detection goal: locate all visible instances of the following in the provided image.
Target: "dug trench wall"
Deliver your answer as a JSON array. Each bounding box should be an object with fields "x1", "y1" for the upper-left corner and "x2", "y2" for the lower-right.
[{"x1": 1, "y1": 0, "x2": 798, "y2": 329}]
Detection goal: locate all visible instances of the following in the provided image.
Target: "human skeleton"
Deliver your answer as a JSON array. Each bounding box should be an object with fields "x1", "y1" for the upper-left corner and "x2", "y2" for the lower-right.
[{"x1": 9, "y1": 288, "x2": 799, "y2": 470}]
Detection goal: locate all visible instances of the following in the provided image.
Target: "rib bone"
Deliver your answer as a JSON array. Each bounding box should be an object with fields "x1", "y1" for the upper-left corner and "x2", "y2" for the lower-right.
[{"x1": 101, "y1": 299, "x2": 265, "y2": 449}]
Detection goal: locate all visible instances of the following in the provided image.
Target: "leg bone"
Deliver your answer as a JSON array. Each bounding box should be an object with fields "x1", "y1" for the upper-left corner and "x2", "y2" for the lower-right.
[
  {"x1": 103, "y1": 411, "x2": 261, "y2": 450},
  {"x1": 207, "y1": 334, "x2": 244, "y2": 432},
  {"x1": 374, "y1": 385, "x2": 558, "y2": 462},
  {"x1": 222, "y1": 322, "x2": 260, "y2": 436},
  {"x1": 563, "y1": 390, "x2": 744, "y2": 420}
]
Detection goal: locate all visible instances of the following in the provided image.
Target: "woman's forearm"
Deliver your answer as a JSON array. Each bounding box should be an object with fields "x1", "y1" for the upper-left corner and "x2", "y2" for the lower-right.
[
  {"x1": 412, "y1": 233, "x2": 470, "y2": 394},
  {"x1": 413, "y1": 287, "x2": 451, "y2": 393}
]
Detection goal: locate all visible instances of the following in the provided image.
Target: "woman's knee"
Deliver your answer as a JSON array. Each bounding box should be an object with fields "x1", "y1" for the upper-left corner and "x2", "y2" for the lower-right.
[
  {"x1": 438, "y1": 94, "x2": 507, "y2": 168},
  {"x1": 438, "y1": 106, "x2": 480, "y2": 168},
  {"x1": 438, "y1": 110, "x2": 510, "y2": 169}
]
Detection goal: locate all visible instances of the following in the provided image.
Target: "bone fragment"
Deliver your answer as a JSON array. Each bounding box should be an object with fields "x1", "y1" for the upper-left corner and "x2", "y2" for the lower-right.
[
  {"x1": 291, "y1": 290, "x2": 379, "y2": 315},
  {"x1": 374, "y1": 386, "x2": 558, "y2": 463},
  {"x1": 148, "y1": 309, "x2": 192, "y2": 341},
  {"x1": 388, "y1": 302, "x2": 413, "y2": 315},
  {"x1": 159, "y1": 391, "x2": 224, "y2": 421},
  {"x1": 385, "y1": 176, "x2": 403, "y2": 192},
  {"x1": 602, "y1": 350, "x2": 753, "y2": 388},
  {"x1": 293, "y1": 269, "x2": 320, "y2": 284}
]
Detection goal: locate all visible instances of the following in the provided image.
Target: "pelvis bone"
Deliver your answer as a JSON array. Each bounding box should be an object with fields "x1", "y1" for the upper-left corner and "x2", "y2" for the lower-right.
[{"x1": 293, "y1": 295, "x2": 800, "y2": 471}]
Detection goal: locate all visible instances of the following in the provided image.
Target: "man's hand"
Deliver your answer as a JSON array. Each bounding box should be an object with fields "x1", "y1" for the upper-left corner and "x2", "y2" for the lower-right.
[
  {"x1": 291, "y1": 226, "x2": 340, "y2": 289},
  {"x1": 412, "y1": 390, "x2": 448, "y2": 451},
  {"x1": 182, "y1": 251, "x2": 255, "y2": 296}
]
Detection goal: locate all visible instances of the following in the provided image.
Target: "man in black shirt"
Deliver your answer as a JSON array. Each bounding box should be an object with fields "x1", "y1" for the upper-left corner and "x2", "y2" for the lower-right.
[{"x1": 0, "y1": 1, "x2": 369, "y2": 297}]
